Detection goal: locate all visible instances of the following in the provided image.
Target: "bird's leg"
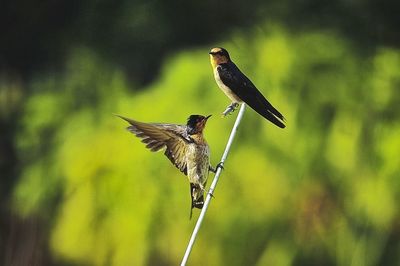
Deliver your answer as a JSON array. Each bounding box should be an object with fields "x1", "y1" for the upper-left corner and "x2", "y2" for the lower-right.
[
  {"x1": 206, "y1": 188, "x2": 215, "y2": 198},
  {"x1": 209, "y1": 165, "x2": 216, "y2": 173},
  {"x1": 222, "y1": 103, "x2": 237, "y2": 116},
  {"x1": 222, "y1": 102, "x2": 239, "y2": 117},
  {"x1": 209, "y1": 162, "x2": 224, "y2": 174}
]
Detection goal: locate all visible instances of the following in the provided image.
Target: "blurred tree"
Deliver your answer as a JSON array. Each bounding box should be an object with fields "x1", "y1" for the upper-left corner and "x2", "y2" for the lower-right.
[
  {"x1": 1, "y1": 0, "x2": 400, "y2": 265},
  {"x1": 1, "y1": 0, "x2": 400, "y2": 85}
]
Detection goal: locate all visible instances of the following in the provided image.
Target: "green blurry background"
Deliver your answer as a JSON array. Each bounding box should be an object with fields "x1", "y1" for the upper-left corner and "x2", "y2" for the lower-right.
[{"x1": 1, "y1": 1, "x2": 400, "y2": 265}]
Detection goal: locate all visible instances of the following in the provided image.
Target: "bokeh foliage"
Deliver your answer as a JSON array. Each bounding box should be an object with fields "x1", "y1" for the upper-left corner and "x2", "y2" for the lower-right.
[{"x1": 6, "y1": 23, "x2": 400, "y2": 265}]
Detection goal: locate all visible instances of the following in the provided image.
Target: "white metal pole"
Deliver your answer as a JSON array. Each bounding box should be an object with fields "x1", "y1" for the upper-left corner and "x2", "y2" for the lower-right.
[{"x1": 181, "y1": 103, "x2": 246, "y2": 266}]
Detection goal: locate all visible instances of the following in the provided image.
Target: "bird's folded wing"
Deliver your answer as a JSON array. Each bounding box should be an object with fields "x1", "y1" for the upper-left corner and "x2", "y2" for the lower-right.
[
  {"x1": 117, "y1": 115, "x2": 189, "y2": 175},
  {"x1": 217, "y1": 63, "x2": 286, "y2": 128}
]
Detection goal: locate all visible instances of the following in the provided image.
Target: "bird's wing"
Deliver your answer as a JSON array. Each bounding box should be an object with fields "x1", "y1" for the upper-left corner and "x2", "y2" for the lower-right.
[
  {"x1": 117, "y1": 115, "x2": 190, "y2": 175},
  {"x1": 217, "y1": 62, "x2": 286, "y2": 128}
]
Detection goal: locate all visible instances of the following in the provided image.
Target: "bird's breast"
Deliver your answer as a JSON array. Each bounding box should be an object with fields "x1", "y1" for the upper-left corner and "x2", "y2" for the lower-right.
[
  {"x1": 186, "y1": 143, "x2": 210, "y2": 185},
  {"x1": 213, "y1": 67, "x2": 242, "y2": 103}
]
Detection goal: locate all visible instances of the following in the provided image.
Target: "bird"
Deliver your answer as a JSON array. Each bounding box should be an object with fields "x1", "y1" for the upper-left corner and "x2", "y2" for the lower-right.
[
  {"x1": 116, "y1": 114, "x2": 216, "y2": 218},
  {"x1": 209, "y1": 47, "x2": 286, "y2": 128}
]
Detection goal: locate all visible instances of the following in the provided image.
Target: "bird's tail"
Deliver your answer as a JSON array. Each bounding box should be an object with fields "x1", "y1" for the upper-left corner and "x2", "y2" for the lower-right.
[
  {"x1": 243, "y1": 95, "x2": 286, "y2": 128},
  {"x1": 252, "y1": 100, "x2": 286, "y2": 128},
  {"x1": 189, "y1": 183, "x2": 204, "y2": 219}
]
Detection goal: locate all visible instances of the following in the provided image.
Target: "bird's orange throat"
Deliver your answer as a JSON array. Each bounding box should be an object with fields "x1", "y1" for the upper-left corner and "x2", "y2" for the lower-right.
[
  {"x1": 209, "y1": 54, "x2": 228, "y2": 68},
  {"x1": 190, "y1": 133, "x2": 206, "y2": 143}
]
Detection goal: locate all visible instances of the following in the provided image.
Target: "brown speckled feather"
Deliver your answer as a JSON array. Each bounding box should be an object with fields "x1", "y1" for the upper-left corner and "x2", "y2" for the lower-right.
[{"x1": 116, "y1": 115, "x2": 191, "y2": 175}]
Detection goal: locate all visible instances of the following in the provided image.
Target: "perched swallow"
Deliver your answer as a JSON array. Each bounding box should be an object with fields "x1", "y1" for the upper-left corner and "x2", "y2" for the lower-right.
[
  {"x1": 117, "y1": 114, "x2": 216, "y2": 218},
  {"x1": 209, "y1": 47, "x2": 286, "y2": 128}
]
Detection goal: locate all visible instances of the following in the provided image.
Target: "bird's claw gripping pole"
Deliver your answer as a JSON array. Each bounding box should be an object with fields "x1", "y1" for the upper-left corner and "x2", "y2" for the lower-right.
[
  {"x1": 181, "y1": 103, "x2": 246, "y2": 266},
  {"x1": 222, "y1": 103, "x2": 240, "y2": 117}
]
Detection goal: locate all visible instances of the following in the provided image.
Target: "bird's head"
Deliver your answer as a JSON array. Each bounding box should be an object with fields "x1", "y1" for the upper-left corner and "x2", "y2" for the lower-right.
[
  {"x1": 186, "y1": 114, "x2": 212, "y2": 135},
  {"x1": 209, "y1": 47, "x2": 230, "y2": 68}
]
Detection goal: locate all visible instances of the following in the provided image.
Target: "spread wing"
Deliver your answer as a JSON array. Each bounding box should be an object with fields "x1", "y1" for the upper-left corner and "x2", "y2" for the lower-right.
[
  {"x1": 217, "y1": 62, "x2": 286, "y2": 128},
  {"x1": 117, "y1": 115, "x2": 191, "y2": 175}
]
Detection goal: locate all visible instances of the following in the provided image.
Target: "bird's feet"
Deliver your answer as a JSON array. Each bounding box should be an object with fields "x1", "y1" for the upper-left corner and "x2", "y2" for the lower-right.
[
  {"x1": 209, "y1": 166, "x2": 216, "y2": 173},
  {"x1": 206, "y1": 188, "x2": 215, "y2": 198},
  {"x1": 222, "y1": 103, "x2": 239, "y2": 117},
  {"x1": 209, "y1": 162, "x2": 224, "y2": 174}
]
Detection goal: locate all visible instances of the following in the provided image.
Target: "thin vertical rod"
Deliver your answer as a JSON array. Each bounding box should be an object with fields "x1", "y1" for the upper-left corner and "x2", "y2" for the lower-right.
[{"x1": 181, "y1": 104, "x2": 246, "y2": 266}]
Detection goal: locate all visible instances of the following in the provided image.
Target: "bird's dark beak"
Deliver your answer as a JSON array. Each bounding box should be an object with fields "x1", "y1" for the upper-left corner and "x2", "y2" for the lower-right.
[
  {"x1": 209, "y1": 52, "x2": 214, "y2": 55},
  {"x1": 205, "y1": 115, "x2": 212, "y2": 120}
]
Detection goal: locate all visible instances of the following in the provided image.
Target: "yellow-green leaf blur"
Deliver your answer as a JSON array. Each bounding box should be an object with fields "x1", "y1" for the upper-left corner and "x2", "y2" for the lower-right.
[{"x1": 2, "y1": 14, "x2": 400, "y2": 266}]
